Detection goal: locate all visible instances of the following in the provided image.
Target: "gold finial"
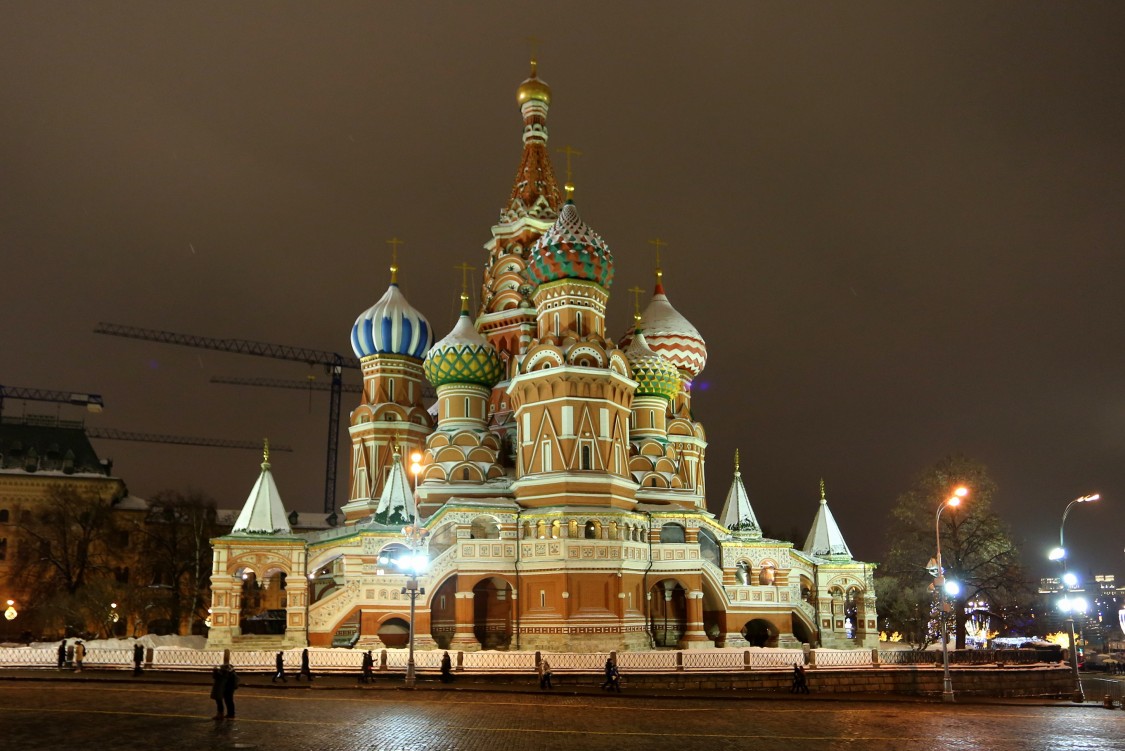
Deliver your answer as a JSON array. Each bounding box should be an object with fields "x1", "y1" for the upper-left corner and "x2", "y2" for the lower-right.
[
  {"x1": 734, "y1": 448, "x2": 740, "y2": 474},
  {"x1": 387, "y1": 237, "x2": 405, "y2": 284},
  {"x1": 628, "y1": 285, "x2": 645, "y2": 324},
  {"x1": 648, "y1": 238, "x2": 667, "y2": 288},
  {"x1": 454, "y1": 262, "x2": 475, "y2": 314},
  {"x1": 820, "y1": 478, "x2": 826, "y2": 501},
  {"x1": 263, "y1": 438, "x2": 270, "y2": 464},
  {"x1": 557, "y1": 145, "x2": 582, "y2": 200}
]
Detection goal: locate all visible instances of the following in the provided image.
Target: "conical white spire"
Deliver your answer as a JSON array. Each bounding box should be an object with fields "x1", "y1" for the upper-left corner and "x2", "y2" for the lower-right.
[
  {"x1": 373, "y1": 448, "x2": 418, "y2": 526},
  {"x1": 232, "y1": 441, "x2": 292, "y2": 535},
  {"x1": 718, "y1": 450, "x2": 760, "y2": 538},
  {"x1": 802, "y1": 479, "x2": 852, "y2": 559}
]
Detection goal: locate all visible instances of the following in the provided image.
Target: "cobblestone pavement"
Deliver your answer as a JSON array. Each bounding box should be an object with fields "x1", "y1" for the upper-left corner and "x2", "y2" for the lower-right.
[{"x1": 1, "y1": 675, "x2": 1122, "y2": 751}]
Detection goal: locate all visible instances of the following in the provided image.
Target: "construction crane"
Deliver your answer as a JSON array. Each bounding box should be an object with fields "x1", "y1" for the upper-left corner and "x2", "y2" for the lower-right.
[
  {"x1": 95, "y1": 322, "x2": 354, "y2": 514},
  {"x1": 210, "y1": 375, "x2": 363, "y2": 395},
  {"x1": 87, "y1": 427, "x2": 292, "y2": 452},
  {"x1": 0, "y1": 385, "x2": 104, "y2": 418},
  {"x1": 210, "y1": 374, "x2": 436, "y2": 399}
]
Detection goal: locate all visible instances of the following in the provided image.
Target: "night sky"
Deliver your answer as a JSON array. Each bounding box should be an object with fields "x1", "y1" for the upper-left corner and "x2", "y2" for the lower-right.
[{"x1": 2, "y1": 3, "x2": 1122, "y2": 580}]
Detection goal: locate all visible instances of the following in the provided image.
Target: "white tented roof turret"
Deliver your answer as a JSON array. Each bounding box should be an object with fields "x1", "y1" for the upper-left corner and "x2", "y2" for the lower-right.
[
  {"x1": 231, "y1": 444, "x2": 292, "y2": 535},
  {"x1": 373, "y1": 449, "x2": 418, "y2": 526},
  {"x1": 802, "y1": 480, "x2": 853, "y2": 560},
  {"x1": 718, "y1": 450, "x2": 760, "y2": 538}
]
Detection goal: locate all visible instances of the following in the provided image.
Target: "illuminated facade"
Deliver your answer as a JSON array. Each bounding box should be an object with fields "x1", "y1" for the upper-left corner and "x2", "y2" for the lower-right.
[{"x1": 207, "y1": 62, "x2": 879, "y2": 652}]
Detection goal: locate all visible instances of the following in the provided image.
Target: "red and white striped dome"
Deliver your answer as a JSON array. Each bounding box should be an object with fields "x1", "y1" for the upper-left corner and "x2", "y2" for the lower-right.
[{"x1": 619, "y1": 283, "x2": 706, "y2": 378}]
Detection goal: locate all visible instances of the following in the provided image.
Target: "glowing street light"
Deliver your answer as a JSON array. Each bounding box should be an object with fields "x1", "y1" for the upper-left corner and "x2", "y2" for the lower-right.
[
  {"x1": 935, "y1": 485, "x2": 968, "y2": 703},
  {"x1": 1054, "y1": 492, "x2": 1100, "y2": 703},
  {"x1": 3, "y1": 599, "x2": 16, "y2": 621}
]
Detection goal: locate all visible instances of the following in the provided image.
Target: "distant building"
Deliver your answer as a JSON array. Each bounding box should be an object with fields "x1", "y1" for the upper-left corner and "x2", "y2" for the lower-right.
[
  {"x1": 0, "y1": 414, "x2": 143, "y2": 639},
  {"x1": 207, "y1": 62, "x2": 880, "y2": 653}
]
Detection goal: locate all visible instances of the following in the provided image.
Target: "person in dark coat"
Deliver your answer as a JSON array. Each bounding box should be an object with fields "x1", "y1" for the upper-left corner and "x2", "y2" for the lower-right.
[
  {"x1": 790, "y1": 663, "x2": 809, "y2": 694},
  {"x1": 359, "y1": 650, "x2": 374, "y2": 684},
  {"x1": 210, "y1": 667, "x2": 226, "y2": 719},
  {"x1": 538, "y1": 658, "x2": 553, "y2": 690},
  {"x1": 440, "y1": 651, "x2": 454, "y2": 684},
  {"x1": 221, "y1": 664, "x2": 239, "y2": 719},
  {"x1": 600, "y1": 657, "x2": 617, "y2": 690},
  {"x1": 272, "y1": 650, "x2": 287, "y2": 683},
  {"x1": 297, "y1": 648, "x2": 313, "y2": 681},
  {"x1": 133, "y1": 643, "x2": 144, "y2": 676},
  {"x1": 57, "y1": 640, "x2": 67, "y2": 670}
]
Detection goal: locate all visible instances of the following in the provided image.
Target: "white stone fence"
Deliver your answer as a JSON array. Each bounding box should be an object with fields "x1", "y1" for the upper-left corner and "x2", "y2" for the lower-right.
[{"x1": 0, "y1": 646, "x2": 1058, "y2": 673}]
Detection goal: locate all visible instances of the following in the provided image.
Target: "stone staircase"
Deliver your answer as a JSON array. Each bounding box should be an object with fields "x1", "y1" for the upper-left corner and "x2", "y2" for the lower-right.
[{"x1": 229, "y1": 635, "x2": 286, "y2": 650}]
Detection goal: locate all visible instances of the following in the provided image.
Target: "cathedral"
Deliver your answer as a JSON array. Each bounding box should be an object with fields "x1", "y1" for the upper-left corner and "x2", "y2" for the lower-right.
[{"x1": 206, "y1": 61, "x2": 878, "y2": 653}]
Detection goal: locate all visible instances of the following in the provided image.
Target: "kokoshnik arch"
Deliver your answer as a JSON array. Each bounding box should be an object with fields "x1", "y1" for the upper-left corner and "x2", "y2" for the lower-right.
[{"x1": 207, "y1": 61, "x2": 878, "y2": 653}]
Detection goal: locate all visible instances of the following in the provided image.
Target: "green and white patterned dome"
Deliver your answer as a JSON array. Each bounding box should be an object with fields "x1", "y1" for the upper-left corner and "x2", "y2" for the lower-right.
[
  {"x1": 424, "y1": 297, "x2": 504, "y2": 389},
  {"x1": 624, "y1": 328, "x2": 680, "y2": 401}
]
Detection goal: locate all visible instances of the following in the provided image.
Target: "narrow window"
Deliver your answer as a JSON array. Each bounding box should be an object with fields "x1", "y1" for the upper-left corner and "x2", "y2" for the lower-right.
[
  {"x1": 576, "y1": 311, "x2": 583, "y2": 334},
  {"x1": 464, "y1": 397, "x2": 470, "y2": 417},
  {"x1": 462, "y1": 467, "x2": 470, "y2": 480},
  {"x1": 540, "y1": 590, "x2": 546, "y2": 608},
  {"x1": 388, "y1": 379, "x2": 395, "y2": 402},
  {"x1": 554, "y1": 313, "x2": 560, "y2": 336},
  {"x1": 542, "y1": 441, "x2": 552, "y2": 472},
  {"x1": 581, "y1": 445, "x2": 591, "y2": 470}
]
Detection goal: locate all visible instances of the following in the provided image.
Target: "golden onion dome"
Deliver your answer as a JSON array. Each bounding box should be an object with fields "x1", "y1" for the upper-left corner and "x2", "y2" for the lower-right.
[{"x1": 517, "y1": 59, "x2": 551, "y2": 106}]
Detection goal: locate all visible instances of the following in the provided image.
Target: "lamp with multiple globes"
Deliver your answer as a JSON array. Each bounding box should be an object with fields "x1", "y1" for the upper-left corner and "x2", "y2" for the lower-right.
[
  {"x1": 1053, "y1": 492, "x2": 1100, "y2": 703},
  {"x1": 3, "y1": 599, "x2": 16, "y2": 621},
  {"x1": 935, "y1": 485, "x2": 969, "y2": 703}
]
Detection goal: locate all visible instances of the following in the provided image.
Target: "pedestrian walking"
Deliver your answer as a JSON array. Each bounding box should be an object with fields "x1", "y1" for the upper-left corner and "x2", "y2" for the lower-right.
[
  {"x1": 272, "y1": 650, "x2": 287, "y2": 683},
  {"x1": 221, "y1": 664, "x2": 239, "y2": 719},
  {"x1": 598, "y1": 656, "x2": 616, "y2": 692},
  {"x1": 56, "y1": 639, "x2": 66, "y2": 670},
  {"x1": 440, "y1": 651, "x2": 455, "y2": 684},
  {"x1": 133, "y1": 643, "x2": 145, "y2": 676},
  {"x1": 538, "y1": 658, "x2": 553, "y2": 690},
  {"x1": 790, "y1": 663, "x2": 809, "y2": 694},
  {"x1": 297, "y1": 648, "x2": 313, "y2": 681},
  {"x1": 359, "y1": 650, "x2": 374, "y2": 684},
  {"x1": 73, "y1": 641, "x2": 85, "y2": 672}
]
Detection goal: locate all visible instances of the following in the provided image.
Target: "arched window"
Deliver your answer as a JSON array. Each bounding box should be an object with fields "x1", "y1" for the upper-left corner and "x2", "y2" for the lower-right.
[
  {"x1": 736, "y1": 561, "x2": 751, "y2": 586},
  {"x1": 584, "y1": 520, "x2": 598, "y2": 539},
  {"x1": 536, "y1": 520, "x2": 547, "y2": 539},
  {"x1": 660, "y1": 523, "x2": 685, "y2": 544},
  {"x1": 759, "y1": 564, "x2": 777, "y2": 586},
  {"x1": 581, "y1": 445, "x2": 592, "y2": 470},
  {"x1": 551, "y1": 520, "x2": 560, "y2": 539}
]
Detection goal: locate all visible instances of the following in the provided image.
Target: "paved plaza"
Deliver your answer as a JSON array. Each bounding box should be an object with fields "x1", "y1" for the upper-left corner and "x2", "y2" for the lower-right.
[{"x1": 0, "y1": 673, "x2": 1123, "y2": 751}]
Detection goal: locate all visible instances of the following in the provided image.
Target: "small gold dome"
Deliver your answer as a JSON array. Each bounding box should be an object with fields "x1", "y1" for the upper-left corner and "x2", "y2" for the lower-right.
[{"x1": 517, "y1": 59, "x2": 551, "y2": 106}]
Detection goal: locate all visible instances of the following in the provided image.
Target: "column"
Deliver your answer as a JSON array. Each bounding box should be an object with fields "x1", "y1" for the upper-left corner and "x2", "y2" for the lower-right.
[
  {"x1": 678, "y1": 590, "x2": 710, "y2": 649},
  {"x1": 449, "y1": 591, "x2": 478, "y2": 650}
]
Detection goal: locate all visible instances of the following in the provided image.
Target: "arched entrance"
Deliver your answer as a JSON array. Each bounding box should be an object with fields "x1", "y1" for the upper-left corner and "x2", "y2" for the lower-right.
[
  {"x1": 742, "y1": 618, "x2": 779, "y2": 647},
  {"x1": 237, "y1": 567, "x2": 288, "y2": 635},
  {"x1": 791, "y1": 613, "x2": 815, "y2": 646},
  {"x1": 473, "y1": 577, "x2": 513, "y2": 649},
  {"x1": 649, "y1": 579, "x2": 687, "y2": 648},
  {"x1": 429, "y1": 577, "x2": 458, "y2": 649},
  {"x1": 377, "y1": 617, "x2": 410, "y2": 648}
]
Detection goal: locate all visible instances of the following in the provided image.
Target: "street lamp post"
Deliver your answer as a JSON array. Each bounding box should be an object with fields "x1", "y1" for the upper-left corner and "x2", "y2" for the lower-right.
[
  {"x1": 935, "y1": 486, "x2": 969, "y2": 703},
  {"x1": 1052, "y1": 493, "x2": 1100, "y2": 703},
  {"x1": 398, "y1": 523, "x2": 429, "y2": 688}
]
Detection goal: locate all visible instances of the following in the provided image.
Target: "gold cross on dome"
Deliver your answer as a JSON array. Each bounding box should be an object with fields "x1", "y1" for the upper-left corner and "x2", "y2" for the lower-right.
[
  {"x1": 454, "y1": 262, "x2": 476, "y2": 295},
  {"x1": 263, "y1": 437, "x2": 270, "y2": 464},
  {"x1": 387, "y1": 237, "x2": 405, "y2": 283},
  {"x1": 557, "y1": 145, "x2": 582, "y2": 199},
  {"x1": 647, "y1": 237, "x2": 667, "y2": 272},
  {"x1": 628, "y1": 285, "x2": 645, "y2": 321},
  {"x1": 527, "y1": 36, "x2": 541, "y2": 67}
]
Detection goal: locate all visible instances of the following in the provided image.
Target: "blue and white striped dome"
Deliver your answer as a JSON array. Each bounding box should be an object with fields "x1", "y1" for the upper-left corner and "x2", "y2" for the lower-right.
[{"x1": 351, "y1": 283, "x2": 433, "y2": 360}]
